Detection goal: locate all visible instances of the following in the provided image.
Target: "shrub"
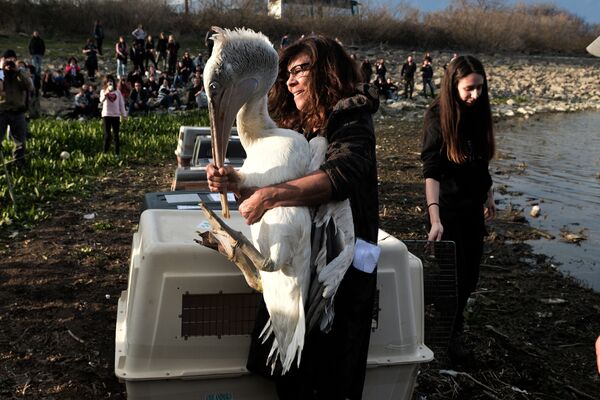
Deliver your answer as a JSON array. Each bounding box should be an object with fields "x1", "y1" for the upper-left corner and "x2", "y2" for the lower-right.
[{"x1": 0, "y1": 0, "x2": 595, "y2": 54}]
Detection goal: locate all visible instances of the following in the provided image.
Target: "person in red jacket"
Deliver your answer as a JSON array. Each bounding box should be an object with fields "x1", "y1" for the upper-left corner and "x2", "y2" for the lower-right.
[{"x1": 64, "y1": 57, "x2": 83, "y2": 88}]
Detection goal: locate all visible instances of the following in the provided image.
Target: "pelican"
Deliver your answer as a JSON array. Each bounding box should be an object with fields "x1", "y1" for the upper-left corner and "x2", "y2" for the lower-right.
[{"x1": 201, "y1": 27, "x2": 355, "y2": 374}]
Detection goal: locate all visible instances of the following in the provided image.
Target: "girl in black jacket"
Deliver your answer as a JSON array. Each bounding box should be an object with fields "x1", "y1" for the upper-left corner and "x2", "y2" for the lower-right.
[{"x1": 421, "y1": 55, "x2": 496, "y2": 365}]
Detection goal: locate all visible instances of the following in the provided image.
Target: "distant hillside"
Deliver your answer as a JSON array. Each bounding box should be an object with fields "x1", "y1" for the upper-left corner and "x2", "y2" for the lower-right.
[{"x1": 0, "y1": 0, "x2": 598, "y2": 55}]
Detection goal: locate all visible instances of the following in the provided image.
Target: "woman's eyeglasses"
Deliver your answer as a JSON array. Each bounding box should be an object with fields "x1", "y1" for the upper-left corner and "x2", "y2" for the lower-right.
[{"x1": 286, "y1": 62, "x2": 311, "y2": 79}]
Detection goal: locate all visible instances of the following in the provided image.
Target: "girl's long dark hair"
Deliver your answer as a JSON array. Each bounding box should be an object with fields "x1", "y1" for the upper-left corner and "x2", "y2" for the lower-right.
[
  {"x1": 268, "y1": 35, "x2": 361, "y2": 131},
  {"x1": 438, "y1": 55, "x2": 495, "y2": 163}
]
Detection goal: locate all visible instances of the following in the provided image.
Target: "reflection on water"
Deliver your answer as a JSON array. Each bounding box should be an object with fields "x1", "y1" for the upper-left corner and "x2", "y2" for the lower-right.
[{"x1": 492, "y1": 111, "x2": 600, "y2": 291}]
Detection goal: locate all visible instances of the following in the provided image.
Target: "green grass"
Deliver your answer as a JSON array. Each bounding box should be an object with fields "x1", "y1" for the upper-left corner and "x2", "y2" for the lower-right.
[
  {"x1": 0, "y1": 111, "x2": 209, "y2": 229},
  {"x1": 0, "y1": 34, "x2": 107, "y2": 61}
]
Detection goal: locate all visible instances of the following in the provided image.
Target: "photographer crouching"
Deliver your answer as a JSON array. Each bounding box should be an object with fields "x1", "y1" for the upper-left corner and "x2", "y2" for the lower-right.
[{"x1": 0, "y1": 49, "x2": 34, "y2": 170}]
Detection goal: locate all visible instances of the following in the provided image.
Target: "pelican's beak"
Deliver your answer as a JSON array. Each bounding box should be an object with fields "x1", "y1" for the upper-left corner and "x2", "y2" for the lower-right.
[
  {"x1": 208, "y1": 77, "x2": 258, "y2": 217},
  {"x1": 587, "y1": 34, "x2": 600, "y2": 57}
]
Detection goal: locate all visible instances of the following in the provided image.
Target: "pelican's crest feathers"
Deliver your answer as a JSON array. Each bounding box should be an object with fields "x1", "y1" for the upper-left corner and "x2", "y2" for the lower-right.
[{"x1": 207, "y1": 27, "x2": 278, "y2": 90}]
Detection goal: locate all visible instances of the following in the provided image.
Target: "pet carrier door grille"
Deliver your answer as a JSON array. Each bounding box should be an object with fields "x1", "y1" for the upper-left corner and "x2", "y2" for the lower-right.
[
  {"x1": 181, "y1": 292, "x2": 261, "y2": 338},
  {"x1": 403, "y1": 240, "x2": 457, "y2": 361}
]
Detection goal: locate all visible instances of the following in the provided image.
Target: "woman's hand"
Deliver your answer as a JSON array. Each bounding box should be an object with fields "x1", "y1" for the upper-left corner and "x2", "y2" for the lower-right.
[
  {"x1": 484, "y1": 189, "x2": 496, "y2": 221},
  {"x1": 239, "y1": 188, "x2": 267, "y2": 225},
  {"x1": 427, "y1": 221, "x2": 444, "y2": 242},
  {"x1": 206, "y1": 164, "x2": 240, "y2": 194}
]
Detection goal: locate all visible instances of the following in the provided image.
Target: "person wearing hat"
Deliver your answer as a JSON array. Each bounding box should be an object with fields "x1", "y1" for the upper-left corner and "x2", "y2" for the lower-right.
[{"x1": 0, "y1": 49, "x2": 34, "y2": 169}]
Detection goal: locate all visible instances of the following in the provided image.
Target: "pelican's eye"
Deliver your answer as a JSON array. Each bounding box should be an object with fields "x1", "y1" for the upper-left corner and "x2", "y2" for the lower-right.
[{"x1": 208, "y1": 81, "x2": 221, "y2": 95}]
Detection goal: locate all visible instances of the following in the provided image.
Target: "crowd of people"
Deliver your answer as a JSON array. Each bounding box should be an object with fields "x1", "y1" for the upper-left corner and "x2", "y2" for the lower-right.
[
  {"x1": 21, "y1": 25, "x2": 448, "y2": 129},
  {"x1": 29, "y1": 25, "x2": 209, "y2": 122},
  {"x1": 0, "y1": 24, "x2": 211, "y2": 167}
]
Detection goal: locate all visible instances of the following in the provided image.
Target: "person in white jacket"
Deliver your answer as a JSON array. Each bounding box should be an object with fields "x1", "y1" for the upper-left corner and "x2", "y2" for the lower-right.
[{"x1": 99, "y1": 74, "x2": 127, "y2": 155}]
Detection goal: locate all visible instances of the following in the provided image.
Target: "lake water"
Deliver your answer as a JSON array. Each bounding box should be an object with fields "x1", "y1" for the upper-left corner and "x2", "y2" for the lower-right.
[{"x1": 492, "y1": 111, "x2": 600, "y2": 292}]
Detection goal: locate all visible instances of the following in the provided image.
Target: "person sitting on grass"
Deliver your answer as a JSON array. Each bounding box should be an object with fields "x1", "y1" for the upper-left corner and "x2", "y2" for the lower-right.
[
  {"x1": 86, "y1": 84, "x2": 100, "y2": 117},
  {"x1": 145, "y1": 74, "x2": 160, "y2": 99},
  {"x1": 73, "y1": 85, "x2": 89, "y2": 118},
  {"x1": 64, "y1": 57, "x2": 84, "y2": 88},
  {"x1": 128, "y1": 81, "x2": 149, "y2": 115},
  {"x1": 42, "y1": 69, "x2": 69, "y2": 97},
  {"x1": 386, "y1": 78, "x2": 399, "y2": 100},
  {"x1": 186, "y1": 77, "x2": 207, "y2": 109},
  {"x1": 126, "y1": 67, "x2": 144, "y2": 86},
  {"x1": 157, "y1": 78, "x2": 180, "y2": 110}
]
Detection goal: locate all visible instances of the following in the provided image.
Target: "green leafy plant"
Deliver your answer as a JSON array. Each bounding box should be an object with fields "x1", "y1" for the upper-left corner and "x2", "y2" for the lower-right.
[{"x1": 0, "y1": 111, "x2": 208, "y2": 230}]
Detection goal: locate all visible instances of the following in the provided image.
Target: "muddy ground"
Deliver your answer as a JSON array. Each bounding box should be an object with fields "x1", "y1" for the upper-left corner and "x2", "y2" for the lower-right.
[{"x1": 1, "y1": 112, "x2": 599, "y2": 399}]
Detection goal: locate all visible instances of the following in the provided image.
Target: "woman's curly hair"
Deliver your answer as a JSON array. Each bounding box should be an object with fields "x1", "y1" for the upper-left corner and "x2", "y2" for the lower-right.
[{"x1": 268, "y1": 35, "x2": 361, "y2": 132}]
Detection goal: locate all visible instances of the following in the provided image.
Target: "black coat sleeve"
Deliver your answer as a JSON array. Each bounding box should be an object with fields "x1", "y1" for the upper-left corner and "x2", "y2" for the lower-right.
[
  {"x1": 320, "y1": 122, "x2": 376, "y2": 202},
  {"x1": 421, "y1": 107, "x2": 444, "y2": 181},
  {"x1": 321, "y1": 119, "x2": 375, "y2": 200}
]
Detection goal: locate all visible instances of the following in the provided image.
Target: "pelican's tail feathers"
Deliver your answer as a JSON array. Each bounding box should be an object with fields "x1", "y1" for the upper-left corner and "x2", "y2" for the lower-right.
[
  {"x1": 266, "y1": 338, "x2": 279, "y2": 374},
  {"x1": 279, "y1": 298, "x2": 306, "y2": 374},
  {"x1": 259, "y1": 317, "x2": 282, "y2": 374},
  {"x1": 260, "y1": 314, "x2": 305, "y2": 375},
  {"x1": 259, "y1": 318, "x2": 273, "y2": 344}
]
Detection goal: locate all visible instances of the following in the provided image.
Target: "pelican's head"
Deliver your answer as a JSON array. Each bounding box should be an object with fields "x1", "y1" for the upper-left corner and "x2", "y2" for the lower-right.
[{"x1": 204, "y1": 27, "x2": 278, "y2": 164}]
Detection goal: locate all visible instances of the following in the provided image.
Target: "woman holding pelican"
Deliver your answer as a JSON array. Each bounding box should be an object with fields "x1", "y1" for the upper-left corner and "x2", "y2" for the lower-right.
[{"x1": 207, "y1": 33, "x2": 380, "y2": 399}]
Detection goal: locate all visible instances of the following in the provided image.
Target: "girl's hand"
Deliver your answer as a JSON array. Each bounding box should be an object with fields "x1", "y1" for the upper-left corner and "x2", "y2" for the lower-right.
[
  {"x1": 428, "y1": 221, "x2": 443, "y2": 242},
  {"x1": 484, "y1": 190, "x2": 496, "y2": 221}
]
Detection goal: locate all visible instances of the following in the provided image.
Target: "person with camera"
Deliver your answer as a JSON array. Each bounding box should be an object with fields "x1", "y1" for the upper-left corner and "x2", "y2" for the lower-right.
[{"x1": 0, "y1": 49, "x2": 34, "y2": 170}]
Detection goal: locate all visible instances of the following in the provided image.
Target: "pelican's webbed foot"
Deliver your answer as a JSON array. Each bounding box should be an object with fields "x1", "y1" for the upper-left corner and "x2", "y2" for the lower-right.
[{"x1": 196, "y1": 201, "x2": 278, "y2": 292}]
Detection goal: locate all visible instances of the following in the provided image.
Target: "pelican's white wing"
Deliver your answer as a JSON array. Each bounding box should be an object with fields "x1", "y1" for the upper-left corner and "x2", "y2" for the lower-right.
[{"x1": 306, "y1": 137, "x2": 356, "y2": 332}]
